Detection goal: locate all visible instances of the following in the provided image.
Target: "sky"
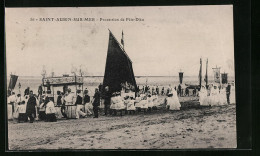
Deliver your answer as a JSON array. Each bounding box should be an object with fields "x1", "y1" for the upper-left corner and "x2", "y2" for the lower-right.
[{"x1": 5, "y1": 6, "x2": 234, "y2": 77}]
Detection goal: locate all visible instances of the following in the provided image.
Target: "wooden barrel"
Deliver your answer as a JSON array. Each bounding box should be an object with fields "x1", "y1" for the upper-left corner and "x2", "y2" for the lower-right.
[{"x1": 65, "y1": 105, "x2": 77, "y2": 119}]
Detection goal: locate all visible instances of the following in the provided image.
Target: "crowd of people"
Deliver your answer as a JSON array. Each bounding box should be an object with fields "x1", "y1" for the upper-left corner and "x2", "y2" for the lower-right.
[
  {"x1": 199, "y1": 82, "x2": 236, "y2": 106},
  {"x1": 136, "y1": 84, "x2": 198, "y2": 97},
  {"x1": 7, "y1": 81, "x2": 235, "y2": 124}
]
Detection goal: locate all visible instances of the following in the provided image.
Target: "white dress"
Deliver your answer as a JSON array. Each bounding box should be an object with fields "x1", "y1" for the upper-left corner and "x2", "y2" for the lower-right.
[
  {"x1": 172, "y1": 90, "x2": 180, "y2": 105},
  {"x1": 152, "y1": 95, "x2": 159, "y2": 107},
  {"x1": 209, "y1": 88, "x2": 220, "y2": 106},
  {"x1": 45, "y1": 101, "x2": 56, "y2": 114},
  {"x1": 199, "y1": 88, "x2": 209, "y2": 106},
  {"x1": 147, "y1": 97, "x2": 154, "y2": 108},
  {"x1": 134, "y1": 97, "x2": 142, "y2": 108},
  {"x1": 230, "y1": 86, "x2": 236, "y2": 104},
  {"x1": 219, "y1": 88, "x2": 227, "y2": 105},
  {"x1": 127, "y1": 100, "x2": 136, "y2": 111},
  {"x1": 110, "y1": 97, "x2": 117, "y2": 110},
  {"x1": 115, "y1": 96, "x2": 125, "y2": 110},
  {"x1": 139, "y1": 99, "x2": 148, "y2": 109},
  {"x1": 166, "y1": 97, "x2": 181, "y2": 110}
]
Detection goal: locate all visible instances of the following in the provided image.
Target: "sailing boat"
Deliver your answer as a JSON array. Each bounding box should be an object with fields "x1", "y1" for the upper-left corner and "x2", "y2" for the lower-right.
[{"x1": 102, "y1": 29, "x2": 137, "y2": 94}]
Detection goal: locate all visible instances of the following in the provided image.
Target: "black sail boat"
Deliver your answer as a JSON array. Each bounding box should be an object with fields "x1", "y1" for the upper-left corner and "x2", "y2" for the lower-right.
[{"x1": 102, "y1": 30, "x2": 137, "y2": 94}]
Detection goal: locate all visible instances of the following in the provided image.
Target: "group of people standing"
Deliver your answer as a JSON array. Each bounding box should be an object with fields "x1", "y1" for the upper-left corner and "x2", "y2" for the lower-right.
[
  {"x1": 7, "y1": 81, "x2": 235, "y2": 123},
  {"x1": 101, "y1": 85, "x2": 182, "y2": 116},
  {"x1": 7, "y1": 89, "x2": 54, "y2": 123},
  {"x1": 199, "y1": 83, "x2": 236, "y2": 106}
]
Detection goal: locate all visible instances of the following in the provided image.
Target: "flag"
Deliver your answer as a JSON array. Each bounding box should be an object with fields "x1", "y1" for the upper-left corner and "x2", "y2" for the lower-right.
[
  {"x1": 212, "y1": 67, "x2": 221, "y2": 83},
  {"x1": 8, "y1": 75, "x2": 18, "y2": 90}
]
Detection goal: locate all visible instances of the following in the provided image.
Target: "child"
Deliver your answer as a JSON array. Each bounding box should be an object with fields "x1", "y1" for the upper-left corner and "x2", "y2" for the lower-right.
[
  {"x1": 134, "y1": 93, "x2": 142, "y2": 112},
  {"x1": 115, "y1": 92, "x2": 125, "y2": 116},
  {"x1": 45, "y1": 97, "x2": 57, "y2": 122},
  {"x1": 152, "y1": 93, "x2": 159, "y2": 110},
  {"x1": 124, "y1": 96, "x2": 130, "y2": 114},
  {"x1": 127, "y1": 96, "x2": 136, "y2": 115},
  {"x1": 139, "y1": 95, "x2": 148, "y2": 113},
  {"x1": 147, "y1": 94, "x2": 154, "y2": 112},
  {"x1": 110, "y1": 93, "x2": 117, "y2": 115},
  {"x1": 17, "y1": 100, "x2": 28, "y2": 123},
  {"x1": 39, "y1": 99, "x2": 47, "y2": 121}
]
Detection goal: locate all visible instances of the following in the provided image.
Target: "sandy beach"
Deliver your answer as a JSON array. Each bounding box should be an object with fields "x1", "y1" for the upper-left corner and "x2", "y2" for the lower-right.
[{"x1": 8, "y1": 96, "x2": 236, "y2": 150}]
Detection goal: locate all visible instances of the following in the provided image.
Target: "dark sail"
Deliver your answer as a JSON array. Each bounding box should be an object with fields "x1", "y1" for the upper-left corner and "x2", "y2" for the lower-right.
[{"x1": 102, "y1": 30, "x2": 137, "y2": 94}]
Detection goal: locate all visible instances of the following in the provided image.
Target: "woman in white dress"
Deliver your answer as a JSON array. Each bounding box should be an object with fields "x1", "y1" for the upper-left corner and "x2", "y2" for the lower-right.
[
  {"x1": 230, "y1": 83, "x2": 236, "y2": 104},
  {"x1": 166, "y1": 90, "x2": 181, "y2": 110},
  {"x1": 126, "y1": 96, "x2": 136, "y2": 114},
  {"x1": 147, "y1": 94, "x2": 154, "y2": 112},
  {"x1": 209, "y1": 85, "x2": 220, "y2": 106},
  {"x1": 199, "y1": 86, "x2": 209, "y2": 106},
  {"x1": 219, "y1": 87, "x2": 228, "y2": 105}
]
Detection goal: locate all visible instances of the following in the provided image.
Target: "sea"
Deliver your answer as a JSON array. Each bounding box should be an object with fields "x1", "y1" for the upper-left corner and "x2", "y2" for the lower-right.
[{"x1": 7, "y1": 76, "x2": 234, "y2": 97}]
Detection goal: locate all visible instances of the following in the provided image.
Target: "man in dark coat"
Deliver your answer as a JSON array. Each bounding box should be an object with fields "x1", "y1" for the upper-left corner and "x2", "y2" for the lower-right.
[
  {"x1": 92, "y1": 88, "x2": 100, "y2": 118},
  {"x1": 226, "y1": 83, "x2": 231, "y2": 104},
  {"x1": 178, "y1": 84, "x2": 182, "y2": 97},
  {"x1": 156, "y1": 86, "x2": 159, "y2": 95},
  {"x1": 103, "y1": 86, "x2": 112, "y2": 116},
  {"x1": 98, "y1": 83, "x2": 103, "y2": 93},
  {"x1": 26, "y1": 90, "x2": 37, "y2": 123},
  {"x1": 185, "y1": 88, "x2": 189, "y2": 96}
]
